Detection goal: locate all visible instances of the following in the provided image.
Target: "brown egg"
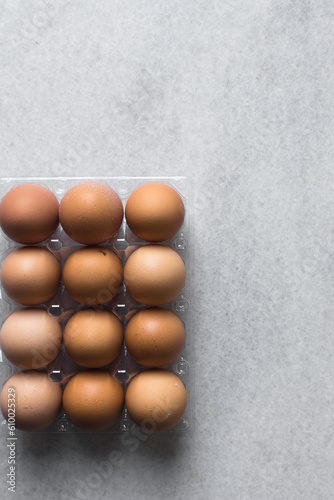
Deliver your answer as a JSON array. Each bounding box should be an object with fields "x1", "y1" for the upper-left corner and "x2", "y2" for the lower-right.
[
  {"x1": 1, "y1": 247, "x2": 61, "y2": 305},
  {"x1": 125, "y1": 369, "x2": 187, "y2": 431},
  {"x1": 0, "y1": 184, "x2": 59, "y2": 244},
  {"x1": 59, "y1": 181, "x2": 123, "y2": 245},
  {"x1": 0, "y1": 308, "x2": 62, "y2": 369},
  {"x1": 124, "y1": 245, "x2": 186, "y2": 305},
  {"x1": 63, "y1": 370, "x2": 124, "y2": 430},
  {"x1": 63, "y1": 246, "x2": 122, "y2": 305},
  {"x1": 0, "y1": 371, "x2": 62, "y2": 431},
  {"x1": 64, "y1": 309, "x2": 123, "y2": 368},
  {"x1": 125, "y1": 182, "x2": 185, "y2": 242},
  {"x1": 125, "y1": 308, "x2": 185, "y2": 367}
]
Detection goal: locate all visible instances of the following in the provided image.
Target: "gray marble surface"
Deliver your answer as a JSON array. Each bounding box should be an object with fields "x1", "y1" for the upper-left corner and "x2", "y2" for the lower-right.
[{"x1": 1, "y1": 1, "x2": 334, "y2": 499}]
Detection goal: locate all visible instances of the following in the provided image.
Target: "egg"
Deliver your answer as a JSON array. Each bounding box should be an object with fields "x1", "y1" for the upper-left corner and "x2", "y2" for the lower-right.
[
  {"x1": 0, "y1": 371, "x2": 62, "y2": 431},
  {"x1": 63, "y1": 246, "x2": 122, "y2": 305},
  {"x1": 0, "y1": 308, "x2": 62, "y2": 369},
  {"x1": 0, "y1": 184, "x2": 59, "y2": 244},
  {"x1": 62, "y1": 370, "x2": 124, "y2": 430},
  {"x1": 59, "y1": 181, "x2": 123, "y2": 245},
  {"x1": 125, "y1": 369, "x2": 187, "y2": 431},
  {"x1": 1, "y1": 247, "x2": 61, "y2": 305},
  {"x1": 125, "y1": 308, "x2": 185, "y2": 367},
  {"x1": 124, "y1": 245, "x2": 186, "y2": 305},
  {"x1": 125, "y1": 182, "x2": 185, "y2": 242},
  {"x1": 64, "y1": 309, "x2": 123, "y2": 368}
]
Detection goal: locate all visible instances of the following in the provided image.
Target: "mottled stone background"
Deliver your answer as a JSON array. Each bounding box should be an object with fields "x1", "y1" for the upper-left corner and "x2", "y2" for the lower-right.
[{"x1": 1, "y1": 1, "x2": 334, "y2": 499}]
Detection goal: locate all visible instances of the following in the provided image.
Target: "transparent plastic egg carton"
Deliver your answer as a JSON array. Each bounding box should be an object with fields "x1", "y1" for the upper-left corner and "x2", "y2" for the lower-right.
[{"x1": 0, "y1": 177, "x2": 192, "y2": 434}]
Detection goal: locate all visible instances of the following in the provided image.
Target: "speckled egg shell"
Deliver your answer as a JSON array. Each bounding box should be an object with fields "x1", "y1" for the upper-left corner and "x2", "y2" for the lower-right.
[
  {"x1": 0, "y1": 308, "x2": 62, "y2": 369},
  {"x1": 124, "y1": 245, "x2": 186, "y2": 306},
  {"x1": 64, "y1": 309, "x2": 123, "y2": 368},
  {"x1": 59, "y1": 181, "x2": 123, "y2": 245},
  {"x1": 1, "y1": 247, "x2": 61, "y2": 305},
  {"x1": 0, "y1": 184, "x2": 59, "y2": 244},
  {"x1": 125, "y1": 369, "x2": 187, "y2": 431},
  {"x1": 63, "y1": 246, "x2": 123, "y2": 305},
  {"x1": 62, "y1": 370, "x2": 124, "y2": 431},
  {"x1": 125, "y1": 183, "x2": 185, "y2": 242},
  {"x1": 0, "y1": 371, "x2": 62, "y2": 431},
  {"x1": 125, "y1": 308, "x2": 185, "y2": 367}
]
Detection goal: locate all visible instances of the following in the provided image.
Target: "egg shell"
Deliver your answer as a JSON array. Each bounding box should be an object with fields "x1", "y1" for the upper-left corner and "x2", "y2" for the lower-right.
[
  {"x1": 63, "y1": 246, "x2": 123, "y2": 305},
  {"x1": 0, "y1": 184, "x2": 59, "y2": 244},
  {"x1": 64, "y1": 309, "x2": 123, "y2": 368},
  {"x1": 59, "y1": 181, "x2": 123, "y2": 245},
  {"x1": 0, "y1": 308, "x2": 62, "y2": 369},
  {"x1": 125, "y1": 369, "x2": 187, "y2": 431},
  {"x1": 0, "y1": 371, "x2": 62, "y2": 431},
  {"x1": 125, "y1": 182, "x2": 185, "y2": 242},
  {"x1": 125, "y1": 308, "x2": 185, "y2": 367},
  {"x1": 62, "y1": 370, "x2": 124, "y2": 430},
  {"x1": 1, "y1": 247, "x2": 61, "y2": 305},
  {"x1": 124, "y1": 245, "x2": 186, "y2": 305}
]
